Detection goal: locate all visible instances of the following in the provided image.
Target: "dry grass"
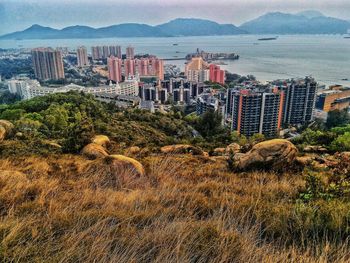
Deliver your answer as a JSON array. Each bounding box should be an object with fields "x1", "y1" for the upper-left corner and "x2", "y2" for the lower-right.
[{"x1": 0, "y1": 154, "x2": 349, "y2": 262}]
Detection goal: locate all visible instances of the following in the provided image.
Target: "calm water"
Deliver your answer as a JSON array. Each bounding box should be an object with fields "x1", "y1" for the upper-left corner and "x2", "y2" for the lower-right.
[{"x1": 1, "y1": 35, "x2": 350, "y2": 86}]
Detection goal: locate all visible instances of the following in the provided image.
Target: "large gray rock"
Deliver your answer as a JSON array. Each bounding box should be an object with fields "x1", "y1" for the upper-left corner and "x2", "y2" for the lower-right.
[{"x1": 234, "y1": 139, "x2": 298, "y2": 171}]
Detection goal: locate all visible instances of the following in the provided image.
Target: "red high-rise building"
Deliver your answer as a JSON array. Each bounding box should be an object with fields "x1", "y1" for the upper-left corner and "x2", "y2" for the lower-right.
[
  {"x1": 107, "y1": 56, "x2": 122, "y2": 82},
  {"x1": 124, "y1": 59, "x2": 135, "y2": 79},
  {"x1": 209, "y1": 64, "x2": 225, "y2": 85}
]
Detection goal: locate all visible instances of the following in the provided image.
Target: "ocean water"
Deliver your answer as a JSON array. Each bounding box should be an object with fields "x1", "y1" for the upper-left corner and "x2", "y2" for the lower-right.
[{"x1": 1, "y1": 35, "x2": 349, "y2": 86}]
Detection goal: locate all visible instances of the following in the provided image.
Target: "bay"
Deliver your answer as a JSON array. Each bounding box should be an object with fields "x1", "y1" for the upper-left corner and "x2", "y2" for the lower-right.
[{"x1": 1, "y1": 35, "x2": 349, "y2": 86}]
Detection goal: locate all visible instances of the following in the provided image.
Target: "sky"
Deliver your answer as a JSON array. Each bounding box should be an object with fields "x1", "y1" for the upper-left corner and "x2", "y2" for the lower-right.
[{"x1": 0, "y1": 0, "x2": 350, "y2": 35}]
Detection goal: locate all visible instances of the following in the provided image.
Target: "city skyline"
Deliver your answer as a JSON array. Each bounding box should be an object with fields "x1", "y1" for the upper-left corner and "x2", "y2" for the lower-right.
[{"x1": 1, "y1": 0, "x2": 350, "y2": 35}]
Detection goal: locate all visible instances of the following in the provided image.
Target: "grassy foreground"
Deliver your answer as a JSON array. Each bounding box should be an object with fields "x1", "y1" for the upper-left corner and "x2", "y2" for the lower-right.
[{"x1": 1, "y1": 153, "x2": 349, "y2": 262}]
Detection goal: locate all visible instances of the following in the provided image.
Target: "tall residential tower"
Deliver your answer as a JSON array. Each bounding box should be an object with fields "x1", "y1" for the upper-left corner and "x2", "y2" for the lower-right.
[{"x1": 31, "y1": 48, "x2": 65, "y2": 80}]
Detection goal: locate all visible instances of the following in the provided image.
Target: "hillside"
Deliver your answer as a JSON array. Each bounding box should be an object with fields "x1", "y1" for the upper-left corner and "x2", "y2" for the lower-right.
[{"x1": 1, "y1": 93, "x2": 350, "y2": 261}]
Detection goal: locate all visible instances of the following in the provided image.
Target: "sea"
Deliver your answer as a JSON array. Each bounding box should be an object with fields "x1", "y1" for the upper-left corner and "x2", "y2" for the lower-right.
[{"x1": 1, "y1": 35, "x2": 349, "y2": 86}]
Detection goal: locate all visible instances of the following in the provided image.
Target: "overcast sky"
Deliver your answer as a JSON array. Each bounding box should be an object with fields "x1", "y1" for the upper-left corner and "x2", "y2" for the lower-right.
[{"x1": 0, "y1": 0, "x2": 349, "y2": 34}]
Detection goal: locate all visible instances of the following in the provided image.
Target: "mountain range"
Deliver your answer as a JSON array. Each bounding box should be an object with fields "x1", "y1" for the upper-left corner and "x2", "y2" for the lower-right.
[{"x1": 0, "y1": 11, "x2": 349, "y2": 40}]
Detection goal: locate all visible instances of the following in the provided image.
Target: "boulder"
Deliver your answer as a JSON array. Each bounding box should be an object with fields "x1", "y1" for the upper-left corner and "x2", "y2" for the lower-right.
[
  {"x1": 296, "y1": 156, "x2": 315, "y2": 166},
  {"x1": 81, "y1": 143, "x2": 109, "y2": 160},
  {"x1": 0, "y1": 120, "x2": 14, "y2": 133},
  {"x1": 0, "y1": 126, "x2": 5, "y2": 142},
  {"x1": 0, "y1": 120, "x2": 14, "y2": 141},
  {"x1": 226, "y1": 143, "x2": 241, "y2": 154},
  {"x1": 127, "y1": 146, "x2": 141, "y2": 155},
  {"x1": 304, "y1": 145, "x2": 328, "y2": 153},
  {"x1": 83, "y1": 155, "x2": 146, "y2": 189},
  {"x1": 160, "y1": 144, "x2": 204, "y2": 156},
  {"x1": 213, "y1": 148, "x2": 226, "y2": 156},
  {"x1": 107, "y1": 155, "x2": 145, "y2": 176},
  {"x1": 92, "y1": 135, "x2": 110, "y2": 148},
  {"x1": 234, "y1": 139, "x2": 298, "y2": 171},
  {"x1": 15, "y1": 132, "x2": 24, "y2": 138}
]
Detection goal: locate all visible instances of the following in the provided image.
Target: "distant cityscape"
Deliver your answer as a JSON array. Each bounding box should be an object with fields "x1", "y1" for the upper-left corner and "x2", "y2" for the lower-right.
[{"x1": 1, "y1": 43, "x2": 350, "y2": 138}]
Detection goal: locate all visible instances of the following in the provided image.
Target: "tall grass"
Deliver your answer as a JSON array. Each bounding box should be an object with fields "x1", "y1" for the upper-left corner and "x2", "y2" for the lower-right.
[{"x1": 0, "y1": 154, "x2": 349, "y2": 262}]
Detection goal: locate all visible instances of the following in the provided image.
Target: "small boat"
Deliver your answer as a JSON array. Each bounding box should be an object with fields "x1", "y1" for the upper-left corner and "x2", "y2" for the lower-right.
[
  {"x1": 258, "y1": 37, "x2": 278, "y2": 41},
  {"x1": 344, "y1": 36, "x2": 350, "y2": 39},
  {"x1": 173, "y1": 43, "x2": 179, "y2": 46},
  {"x1": 175, "y1": 51, "x2": 180, "y2": 53},
  {"x1": 341, "y1": 78, "x2": 349, "y2": 81}
]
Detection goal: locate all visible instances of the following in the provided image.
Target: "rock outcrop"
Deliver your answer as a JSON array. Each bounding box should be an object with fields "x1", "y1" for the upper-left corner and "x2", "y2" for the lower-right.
[
  {"x1": 213, "y1": 148, "x2": 226, "y2": 156},
  {"x1": 107, "y1": 155, "x2": 145, "y2": 176},
  {"x1": 127, "y1": 146, "x2": 141, "y2": 155},
  {"x1": 92, "y1": 135, "x2": 110, "y2": 148},
  {"x1": 0, "y1": 126, "x2": 6, "y2": 142},
  {"x1": 226, "y1": 143, "x2": 241, "y2": 154},
  {"x1": 81, "y1": 143, "x2": 109, "y2": 159},
  {"x1": 0, "y1": 120, "x2": 14, "y2": 142},
  {"x1": 234, "y1": 139, "x2": 298, "y2": 171},
  {"x1": 304, "y1": 145, "x2": 328, "y2": 153},
  {"x1": 160, "y1": 144, "x2": 204, "y2": 156}
]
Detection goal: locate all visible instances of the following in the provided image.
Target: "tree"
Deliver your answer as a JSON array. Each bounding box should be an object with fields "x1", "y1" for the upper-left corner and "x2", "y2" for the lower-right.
[
  {"x1": 42, "y1": 104, "x2": 69, "y2": 134},
  {"x1": 195, "y1": 110, "x2": 223, "y2": 138},
  {"x1": 62, "y1": 115, "x2": 95, "y2": 153},
  {"x1": 326, "y1": 109, "x2": 350, "y2": 129},
  {"x1": 330, "y1": 132, "x2": 350, "y2": 152},
  {"x1": 0, "y1": 109, "x2": 25, "y2": 120}
]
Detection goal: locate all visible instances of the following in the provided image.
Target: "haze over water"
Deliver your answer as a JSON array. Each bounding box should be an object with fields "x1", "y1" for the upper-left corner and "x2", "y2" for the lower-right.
[{"x1": 1, "y1": 35, "x2": 349, "y2": 86}]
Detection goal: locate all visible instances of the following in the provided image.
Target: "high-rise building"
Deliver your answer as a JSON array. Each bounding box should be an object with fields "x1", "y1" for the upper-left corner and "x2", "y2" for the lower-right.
[
  {"x1": 124, "y1": 59, "x2": 135, "y2": 79},
  {"x1": 149, "y1": 58, "x2": 164, "y2": 80},
  {"x1": 76, "y1": 46, "x2": 89, "y2": 67},
  {"x1": 277, "y1": 77, "x2": 318, "y2": 126},
  {"x1": 91, "y1": 46, "x2": 103, "y2": 60},
  {"x1": 129, "y1": 57, "x2": 164, "y2": 80},
  {"x1": 126, "y1": 46, "x2": 135, "y2": 59},
  {"x1": 230, "y1": 88, "x2": 284, "y2": 137},
  {"x1": 109, "y1": 46, "x2": 122, "y2": 59},
  {"x1": 209, "y1": 64, "x2": 225, "y2": 85},
  {"x1": 185, "y1": 57, "x2": 210, "y2": 83},
  {"x1": 102, "y1": 46, "x2": 110, "y2": 59},
  {"x1": 31, "y1": 47, "x2": 65, "y2": 80},
  {"x1": 135, "y1": 58, "x2": 149, "y2": 76},
  {"x1": 107, "y1": 56, "x2": 122, "y2": 82},
  {"x1": 196, "y1": 93, "x2": 221, "y2": 115}
]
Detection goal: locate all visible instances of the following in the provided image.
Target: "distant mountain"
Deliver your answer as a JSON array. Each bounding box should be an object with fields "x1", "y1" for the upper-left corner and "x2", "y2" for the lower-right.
[
  {"x1": 0, "y1": 18, "x2": 245, "y2": 40},
  {"x1": 1, "y1": 13, "x2": 349, "y2": 39},
  {"x1": 1, "y1": 24, "x2": 60, "y2": 39},
  {"x1": 296, "y1": 10, "x2": 325, "y2": 19},
  {"x1": 156, "y1": 18, "x2": 246, "y2": 36},
  {"x1": 0, "y1": 24, "x2": 169, "y2": 39},
  {"x1": 240, "y1": 12, "x2": 350, "y2": 34}
]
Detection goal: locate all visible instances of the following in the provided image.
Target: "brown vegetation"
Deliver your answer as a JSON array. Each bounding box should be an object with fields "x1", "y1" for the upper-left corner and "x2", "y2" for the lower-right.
[{"x1": 0, "y1": 153, "x2": 349, "y2": 262}]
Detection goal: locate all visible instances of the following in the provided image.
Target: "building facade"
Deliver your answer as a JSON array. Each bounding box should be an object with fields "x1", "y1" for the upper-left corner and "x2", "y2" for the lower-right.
[
  {"x1": 77, "y1": 46, "x2": 89, "y2": 67},
  {"x1": 230, "y1": 88, "x2": 284, "y2": 137},
  {"x1": 126, "y1": 46, "x2": 135, "y2": 59},
  {"x1": 107, "y1": 56, "x2": 122, "y2": 82},
  {"x1": 209, "y1": 64, "x2": 225, "y2": 85},
  {"x1": 31, "y1": 48, "x2": 65, "y2": 80},
  {"x1": 277, "y1": 77, "x2": 318, "y2": 126}
]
